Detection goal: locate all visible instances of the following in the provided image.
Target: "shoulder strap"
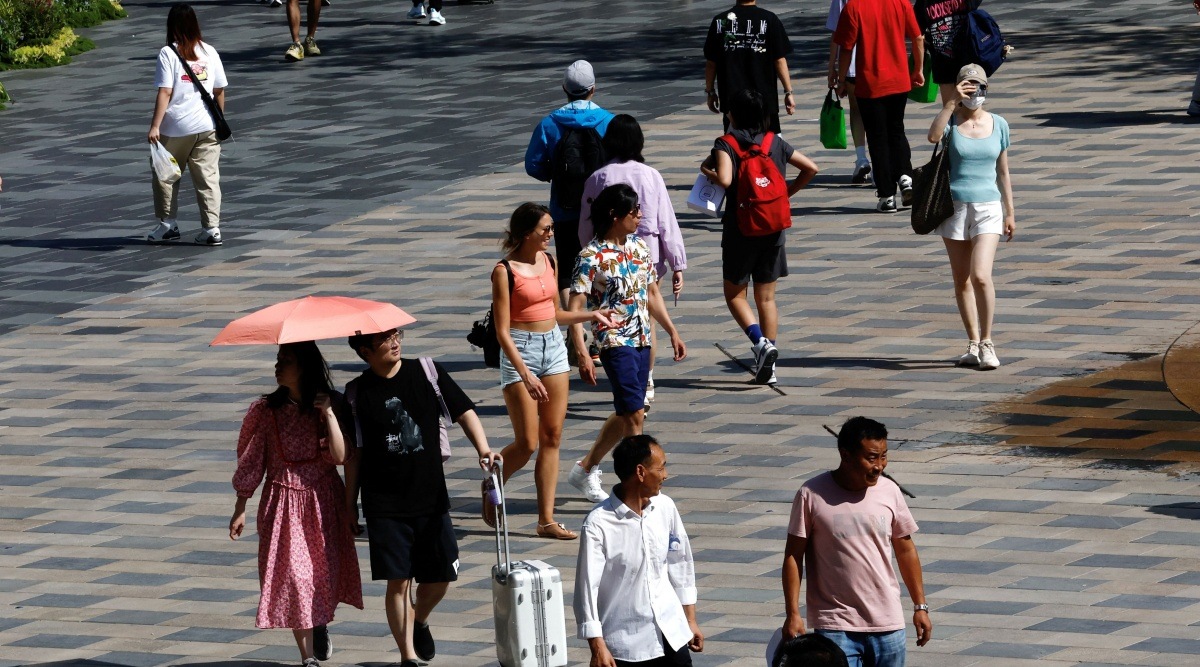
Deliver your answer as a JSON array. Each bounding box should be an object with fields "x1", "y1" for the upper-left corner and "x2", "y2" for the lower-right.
[
  {"x1": 499, "y1": 260, "x2": 515, "y2": 293},
  {"x1": 760, "y1": 132, "x2": 775, "y2": 154},
  {"x1": 168, "y1": 44, "x2": 222, "y2": 125},
  {"x1": 345, "y1": 377, "x2": 362, "y2": 449},
  {"x1": 419, "y1": 357, "x2": 451, "y2": 422},
  {"x1": 720, "y1": 133, "x2": 747, "y2": 159},
  {"x1": 543, "y1": 251, "x2": 556, "y2": 272}
]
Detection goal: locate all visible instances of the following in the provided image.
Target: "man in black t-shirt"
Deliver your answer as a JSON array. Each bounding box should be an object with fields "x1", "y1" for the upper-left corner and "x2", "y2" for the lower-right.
[
  {"x1": 343, "y1": 328, "x2": 499, "y2": 667},
  {"x1": 703, "y1": 0, "x2": 795, "y2": 134}
]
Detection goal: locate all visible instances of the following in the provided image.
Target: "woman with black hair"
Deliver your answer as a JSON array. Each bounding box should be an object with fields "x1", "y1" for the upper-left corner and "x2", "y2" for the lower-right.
[
  {"x1": 578, "y1": 114, "x2": 688, "y2": 412},
  {"x1": 147, "y1": 3, "x2": 227, "y2": 246},
  {"x1": 230, "y1": 342, "x2": 363, "y2": 666}
]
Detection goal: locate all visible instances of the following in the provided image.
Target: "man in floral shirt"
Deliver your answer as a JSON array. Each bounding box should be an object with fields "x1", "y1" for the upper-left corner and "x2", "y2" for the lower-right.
[{"x1": 565, "y1": 184, "x2": 687, "y2": 503}]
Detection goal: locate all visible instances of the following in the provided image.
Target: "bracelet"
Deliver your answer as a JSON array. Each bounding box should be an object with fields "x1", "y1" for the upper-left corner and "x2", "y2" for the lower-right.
[{"x1": 784, "y1": 91, "x2": 793, "y2": 95}]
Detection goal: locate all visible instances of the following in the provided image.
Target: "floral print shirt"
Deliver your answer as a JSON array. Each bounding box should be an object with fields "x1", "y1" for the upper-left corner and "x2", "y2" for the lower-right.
[{"x1": 571, "y1": 235, "x2": 654, "y2": 349}]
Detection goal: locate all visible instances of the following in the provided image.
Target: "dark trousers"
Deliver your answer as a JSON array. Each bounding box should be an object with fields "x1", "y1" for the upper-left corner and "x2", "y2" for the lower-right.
[
  {"x1": 856, "y1": 92, "x2": 913, "y2": 198},
  {"x1": 614, "y1": 633, "x2": 693, "y2": 667},
  {"x1": 414, "y1": 0, "x2": 443, "y2": 9}
]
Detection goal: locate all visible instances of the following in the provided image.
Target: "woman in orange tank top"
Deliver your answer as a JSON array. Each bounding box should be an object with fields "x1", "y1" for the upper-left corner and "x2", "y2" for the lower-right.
[{"x1": 489, "y1": 203, "x2": 613, "y2": 539}]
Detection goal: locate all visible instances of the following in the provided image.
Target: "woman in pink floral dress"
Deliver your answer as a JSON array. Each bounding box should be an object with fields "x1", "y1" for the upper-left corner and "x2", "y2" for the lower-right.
[{"x1": 230, "y1": 341, "x2": 363, "y2": 667}]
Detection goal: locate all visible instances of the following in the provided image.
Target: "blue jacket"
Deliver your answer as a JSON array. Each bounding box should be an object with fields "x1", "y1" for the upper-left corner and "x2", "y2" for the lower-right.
[{"x1": 524, "y1": 101, "x2": 615, "y2": 222}]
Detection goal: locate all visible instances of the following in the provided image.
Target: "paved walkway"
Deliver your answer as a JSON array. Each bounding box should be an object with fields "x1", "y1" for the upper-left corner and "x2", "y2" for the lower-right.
[{"x1": 2, "y1": 1, "x2": 1200, "y2": 666}]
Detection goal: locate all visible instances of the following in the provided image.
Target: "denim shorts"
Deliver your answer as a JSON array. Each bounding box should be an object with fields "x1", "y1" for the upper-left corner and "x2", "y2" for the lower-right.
[
  {"x1": 814, "y1": 628, "x2": 906, "y2": 667},
  {"x1": 500, "y1": 327, "x2": 570, "y2": 387}
]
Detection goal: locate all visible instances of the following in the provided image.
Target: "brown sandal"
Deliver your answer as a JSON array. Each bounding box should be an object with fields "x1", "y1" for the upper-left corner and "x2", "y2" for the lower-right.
[
  {"x1": 536, "y1": 522, "x2": 578, "y2": 540},
  {"x1": 482, "y1": 481, "x2": 496, "y2": 528}
]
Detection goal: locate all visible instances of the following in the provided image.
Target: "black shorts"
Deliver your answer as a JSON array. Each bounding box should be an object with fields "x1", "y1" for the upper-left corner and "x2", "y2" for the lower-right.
[
  {"x1": 553, "y1": 218, "x2": 582, "y2": 291},
  {"x1": 722, "y1": 234, "x2": 788, "y2": 286},
  {"x1": 930, "y1": 52, "x2": 963, "y2": 86},
  {"x1": 366, "y1": 513, "x2": 460, "y2": 583}
]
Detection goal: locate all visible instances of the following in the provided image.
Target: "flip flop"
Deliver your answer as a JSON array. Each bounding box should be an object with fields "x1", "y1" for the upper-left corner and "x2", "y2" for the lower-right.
[
  {"x1": 481, "y1": 480, "x2": 496, "y2": 528},
  {"x1": 536, "y1": 522, "x2": 578, "y2": 540}
]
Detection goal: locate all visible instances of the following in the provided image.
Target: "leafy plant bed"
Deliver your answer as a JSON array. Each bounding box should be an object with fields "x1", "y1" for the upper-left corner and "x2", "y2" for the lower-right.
[{"x1": 0, "y1": 0, "x2": 126, "y2": 105}]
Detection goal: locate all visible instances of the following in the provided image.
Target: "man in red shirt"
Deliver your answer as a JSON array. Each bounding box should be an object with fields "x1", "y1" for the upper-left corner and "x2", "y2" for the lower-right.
[{"x1": 833, "y1": 0, "x2": 924, "y2": 213}]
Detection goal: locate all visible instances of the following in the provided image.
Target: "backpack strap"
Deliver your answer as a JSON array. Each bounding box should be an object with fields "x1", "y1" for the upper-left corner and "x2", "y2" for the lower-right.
[
  {"x1": 760, "y1": 132, "x2": 775, "y2": 155},
  {"x1": 498, "y1": 260, "x2": 515, "y2": 293},
  {"x1": 345, "y1": 377, "x2": 362, "y2": 450},
  {"x1": 419, "y1": 357, "x2": 451, "y2": 424},
  {"x1": 543, "y1": 251, "x2": 556, "y2": 272},
  {"x1": 720, "y1": 133, "x2": 748, "y2": 159}
]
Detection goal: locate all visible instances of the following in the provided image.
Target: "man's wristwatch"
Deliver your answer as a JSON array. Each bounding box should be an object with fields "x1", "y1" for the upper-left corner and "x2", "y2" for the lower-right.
[{"x1": 914, "y1": 604, "x2": 930, "y2": 613}]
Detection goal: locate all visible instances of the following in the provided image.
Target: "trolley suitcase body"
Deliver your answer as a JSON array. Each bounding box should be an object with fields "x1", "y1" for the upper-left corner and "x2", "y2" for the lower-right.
[{"x1": 488, "y1": 464, "x2": 569, "y2": 667}]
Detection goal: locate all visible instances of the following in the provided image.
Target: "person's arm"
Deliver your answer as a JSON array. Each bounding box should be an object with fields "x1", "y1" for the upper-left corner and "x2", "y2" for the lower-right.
[
  {"x1": 343, "y1": 450, "x2": 362, "y2": 536},
  {"x1": 148, "y1": 87, "x2": 172, "y2": 144},
  {"x1": 893, "y1": 535, "x2": 932, "y2": 647},
  {"x1": 553, "y1": 261, "x2": 615, "y2": 328},
  {"x1": 910, "y1": 36, "x2": 926, "y2": 87},
  {"x1": 455, "y1": 409, "x2": 500, "y2": 472},
  {"x1": 700, "y1": 148, "x2": 734, "y2": 189},
  {"x1": 493, "y1": 263, "x2": 547, "y2": 402},
  {"x1": 704, "y1": 61, "x2": 719, "y2": 114},
  {"x1": 524, "y1": 120, "x2": 554, "y2": 181},
  {"x1": 213, "y1": 88, "x2": 225, "y2": 113},
  {"x1": 230, "y1": 404, "x2": 268, "y2": 540},
  {"x1": 654, "y1": 173, "x2": 687, "y2": 293},
  {"x1": 315, "y1": 394, "x2": 348, "y2": 464},
  {"x1": 775, "y1": 58, "x2": 795, "y2": 115},
  {"x1": 567, "y1": 292, "x2": 598, "y2": 386},
  {"x1": 647, "y1": 281, "x2": 685, "y2": 361},
  {"x1": 786, "y1": 150, "x2": 819, "y2": 197},
  {"x1": 667, "y1": 507, "x2": 702, "y2": 651},
  {"x1": 997, "y1": 148, "x2": 1015, "y2": 241},
  {"x1": 927, "y1": 93, "x2": 961, "y2": 144},
  {"x1": 781, "y1": 533, "x2": 807, "y2": 638},
  {"x1": 828, "y1": 40, "x2": 842, "y2": 90},
  {"x1": 575, "y1": 524, "x2": 615, "y2": 667}
]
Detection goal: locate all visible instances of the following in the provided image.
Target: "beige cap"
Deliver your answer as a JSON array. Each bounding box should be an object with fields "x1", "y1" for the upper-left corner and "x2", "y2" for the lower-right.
[{"x1": 956, "y1": 64, "x2": 988, "y2": 85}]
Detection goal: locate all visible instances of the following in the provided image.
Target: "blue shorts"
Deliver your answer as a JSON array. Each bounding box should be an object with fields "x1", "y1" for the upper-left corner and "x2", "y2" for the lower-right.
[
  {"x1": 500, "y1": 327, "x2": 570, "y2": 387},
  {"x1": 815, "y1": 629, "x2": 906, "y2": 667},
  {"x1": 599, "y1": 346, "x2": 651, "y2": 415}
]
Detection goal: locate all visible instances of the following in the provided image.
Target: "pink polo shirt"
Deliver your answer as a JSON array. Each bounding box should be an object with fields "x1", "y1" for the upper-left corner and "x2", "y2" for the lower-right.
[{"x1": 787, "y1": 471, "x2": 918, "y2": 632}]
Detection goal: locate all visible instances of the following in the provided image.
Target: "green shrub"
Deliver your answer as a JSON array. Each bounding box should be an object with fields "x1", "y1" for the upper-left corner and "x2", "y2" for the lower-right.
[{"x1": 0, "y1": 0, "x2": 122, "y2": 66}]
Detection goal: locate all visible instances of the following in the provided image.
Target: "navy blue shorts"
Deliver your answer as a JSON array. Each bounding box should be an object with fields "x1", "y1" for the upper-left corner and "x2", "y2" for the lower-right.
[{"x1": 600, "y1": 346, "x2": 651, "y2": 415}]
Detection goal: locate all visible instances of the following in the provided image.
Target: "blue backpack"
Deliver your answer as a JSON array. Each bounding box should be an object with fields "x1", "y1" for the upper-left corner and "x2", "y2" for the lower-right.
[{"x1": 957, "y1": 9, "x2": 1006, "y2": 77}]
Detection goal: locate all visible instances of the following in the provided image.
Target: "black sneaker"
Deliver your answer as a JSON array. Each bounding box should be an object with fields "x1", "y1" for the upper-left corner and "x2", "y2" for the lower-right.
[
  {"x1": 313, "y1": 624, "x2": 332, "y2": 661},
  {"x1": 399, "y1": 661, "x2": 421, "y2": 667},
  {"x1": 851, "y1": 161, "x2": 871, "y2": 184},
  {"x1": 413, "y1": 620, "x2": 435, "y2": 660}
]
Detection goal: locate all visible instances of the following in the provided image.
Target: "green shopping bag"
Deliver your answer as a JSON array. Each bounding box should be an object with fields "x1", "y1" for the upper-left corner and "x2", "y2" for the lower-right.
[
  {"x1": 820, "y1": 90, "x2": 847, "y2": 150},
  {"x1": 908, "y1": 52, "x2": 937, "y2": 103}
]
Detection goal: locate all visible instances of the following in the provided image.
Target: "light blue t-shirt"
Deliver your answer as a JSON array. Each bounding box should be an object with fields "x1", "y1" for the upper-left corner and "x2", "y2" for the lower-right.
[{"x1": 948, "y1": 113, "x2": 1010, "y2": 203}]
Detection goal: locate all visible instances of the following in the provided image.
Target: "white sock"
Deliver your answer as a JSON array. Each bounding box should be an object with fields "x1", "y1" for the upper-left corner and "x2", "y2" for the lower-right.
[
  {"x1": 855, "y1": 146, "x2": 867, "y2": 162},
  {"x1": 159, "y1": 218, "x2": 176, "y2": 228}
]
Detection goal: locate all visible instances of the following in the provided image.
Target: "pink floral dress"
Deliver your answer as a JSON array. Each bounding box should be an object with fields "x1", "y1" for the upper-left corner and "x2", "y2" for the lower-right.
[{"x1": 233, "y1": 397, "x2": 363, "y2": 629}]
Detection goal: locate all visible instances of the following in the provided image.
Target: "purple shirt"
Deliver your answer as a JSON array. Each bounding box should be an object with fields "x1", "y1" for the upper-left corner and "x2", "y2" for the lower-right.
[{"x1": 577, "y1": 160, "x2": 688, "y2": 280}]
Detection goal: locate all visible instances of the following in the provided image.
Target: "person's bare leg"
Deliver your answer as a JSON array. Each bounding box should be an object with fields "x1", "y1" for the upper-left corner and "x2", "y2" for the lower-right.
[
  {"x1": 723, "y1": 279, "x2": 756, "y2": 330},
  {"x1": 292, "y1": 628, "x2": 314, "y2": 660},
  {"x1": 752, "y1": 280, "x2": 779, "y2": 341},
  {"x1": 499, "y1": 382, "x2": 539, "y2": 483},
  {"x1": 413, "y1": 581, "x2": 450, "y2": 625},
  {"x1": 535, "y1": 373, "x2": 569, "y2": 526},
  {"x1": 385, "y1": 579, "x2": 417, "y2": 659},
  {"x1": 286, "y1": 0, "x2": 301, "y2": 42},
  {"x1": 306, "y1": 0, "x2": 322, "y2": 39},
  {"x1": 969, "y1": 234, "x2": 1000, "y2": 341},
  {"x1": 579, "y1": 411, "x2": 643, "y2": 470},
  {"x1": 943, "y1": 237, "x2": 980, "y2": 340},
  {"x1": 938, "y1": 83, "x2": 957, "y2": 105}
]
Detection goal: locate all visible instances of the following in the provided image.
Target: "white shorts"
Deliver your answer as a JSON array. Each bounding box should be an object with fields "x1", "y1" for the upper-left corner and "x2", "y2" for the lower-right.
[{"x1": 937, "y1": 200, "x2": 1004, "y2": 241}]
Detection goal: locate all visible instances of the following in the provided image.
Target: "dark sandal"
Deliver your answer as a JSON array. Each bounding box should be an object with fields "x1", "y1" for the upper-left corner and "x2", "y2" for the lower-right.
[
  {"x1": 482, "y1": 480, "x2": 496, "y2": 528},
  {"x1": 536, "y1": 522, "x2": 578, "y2": 540}
]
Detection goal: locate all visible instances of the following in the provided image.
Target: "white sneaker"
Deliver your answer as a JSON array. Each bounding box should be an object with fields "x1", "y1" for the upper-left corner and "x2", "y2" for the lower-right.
[
  {"x1": 957, "y1": 341, "x2": 980, "y2": 367},
  {"x1": 978, "y1": 340, "x2": 1000, "y2": 370},
  {"x1": 428, "y1": 8, "x2": 445, "y2": 25},
  {"x1": 269, "y1": 0, "x2": 283, "y2": 6},
  {"x1": 898, "y1": 175, "x2": 914, "y2": 207},
  {"x1": 194, "y1": 228, "x2": 222, "y2": 246},
  {"x1": 766, "y1": 363, "x2": 777, "y2": 386},
  {"x1": 645, "y1": 372, "x2": 655, "y2": 404},
  {"x1": 568, "y1": 462, "x2": 608, "y2": 502},
  {"x1": 145, "y1": 221, "x2": 180, "y2": 244},
  {"x1": 876, "y1": 196, "x2": 897, "y2": 213},
  {"x1": 751, "y1": 337, "x2": 778, "y2": 385},
  {"x1": 407, "y1": 3, "x2": 426, "y2": 19}
]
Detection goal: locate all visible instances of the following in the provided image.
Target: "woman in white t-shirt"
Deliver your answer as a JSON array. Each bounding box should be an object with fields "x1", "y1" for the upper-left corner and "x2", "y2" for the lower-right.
[{"x1": 146, "y1": 4, "x2": 228, "y2": 246}]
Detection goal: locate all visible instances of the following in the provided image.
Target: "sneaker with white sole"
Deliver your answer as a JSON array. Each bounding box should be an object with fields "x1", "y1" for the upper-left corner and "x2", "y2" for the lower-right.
[
  {"x1": 978, "y1": 340, "x2": 1000, "y2": 370},
  {"x1": 876, "y1": 196, "x2": 897, "y2": 213},
  {"x1": 851, "y1": 160, "x2": 871, "y2": 184},
  {"x1": 957, "y1": 341, "x2": 980, "y2": 367},
  {"x1": 195, "y1": 228, "x2": 222, "y2": 246},
  {"x1": 269, "y1": 0, "x2": 283, "y2": 6},
  {"x1": 568, "y1": 462, "x2": 608, "y2": 502},
  {"x1": 898, "y1": 175, "x2": 914, "y2": 207},
  {"x1": 428, "y1": 8, "x2": 445, "y2": 25},
  {"x1": 407, "y1": 2, "x2": 426, "y2": 19},
  {"x1": 303, "y1": 36, "x2": 321, "y2": 57},
  {"x1": 146, "y1": 222, "x2": 180, "y2": 244},
  {"x1": 645, "y1": 372, "x2": 655, "y2": 404},
  {"x1": 284, "y1": 42, "x2": 304, "y2": 61},
  {"x1": 751, "y1": 337, "x2": 778, "y2": 385}
]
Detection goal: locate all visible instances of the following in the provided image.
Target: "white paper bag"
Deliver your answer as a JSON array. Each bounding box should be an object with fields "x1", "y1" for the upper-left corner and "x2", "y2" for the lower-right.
[
  {"x1": 150, "y1": 141, "x2": 182, "y2": 184},
  {"x1": 686, "y1": 173, "x2": 725, "y2": 217}
]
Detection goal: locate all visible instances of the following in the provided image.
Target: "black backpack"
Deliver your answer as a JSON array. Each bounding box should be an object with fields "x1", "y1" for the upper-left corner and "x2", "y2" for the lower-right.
[{"x1": 552, "y1": 125, "x2": 606, "y2": 212}]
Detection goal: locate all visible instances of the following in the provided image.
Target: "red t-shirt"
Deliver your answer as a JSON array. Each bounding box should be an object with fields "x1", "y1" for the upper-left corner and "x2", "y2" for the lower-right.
[{"x1": 833, "y1": 0, "x2": 921, "y2": 99}]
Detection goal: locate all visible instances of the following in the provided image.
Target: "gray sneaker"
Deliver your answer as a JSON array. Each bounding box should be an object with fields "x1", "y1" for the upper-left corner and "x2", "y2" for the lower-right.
[
  {"x1": 194, "y1": 228, "x2": 222, "y2": 246},
  {"x1": 956, "y1": 341, "x2": 980, "y2": 367},
  {"x1": 751, "y1": 337, "x2": 778, "y2": 385},
  {"x1": 407, "y1": 2, "x2": 426, "y2": 19}
]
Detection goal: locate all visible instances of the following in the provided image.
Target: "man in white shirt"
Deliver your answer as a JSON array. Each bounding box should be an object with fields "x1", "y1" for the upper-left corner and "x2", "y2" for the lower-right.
[{"x1": 574, "y1": 435, "x2": 703, "y2": 667}]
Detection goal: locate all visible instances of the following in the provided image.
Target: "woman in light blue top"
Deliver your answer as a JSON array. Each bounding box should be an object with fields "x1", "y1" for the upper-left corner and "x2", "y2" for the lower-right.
[{"x1": 927, "y1": 63, "x2": 1015, "y2": 370}]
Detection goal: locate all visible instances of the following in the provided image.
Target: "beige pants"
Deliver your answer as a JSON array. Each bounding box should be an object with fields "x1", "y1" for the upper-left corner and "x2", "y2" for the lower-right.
[{"x1": 152, "y1": 131, "x2": 221, "y2": 229}]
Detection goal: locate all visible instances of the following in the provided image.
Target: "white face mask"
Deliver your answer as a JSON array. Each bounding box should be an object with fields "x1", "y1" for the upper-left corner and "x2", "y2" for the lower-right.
[{"x1": 962, "y1": 93, "x2": 986, "y2": 110}]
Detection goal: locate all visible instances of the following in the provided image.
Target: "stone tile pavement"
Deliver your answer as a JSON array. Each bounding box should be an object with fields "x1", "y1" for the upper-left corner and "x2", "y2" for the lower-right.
[{"x1": 2, "y1": 0, "x2": 1200, "y2": 666}]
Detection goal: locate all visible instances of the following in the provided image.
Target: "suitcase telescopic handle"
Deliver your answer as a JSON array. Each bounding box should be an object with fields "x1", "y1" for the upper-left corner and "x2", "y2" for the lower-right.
[{"x1": 488, "y1": 461, "x2": 511, "y2": 577}]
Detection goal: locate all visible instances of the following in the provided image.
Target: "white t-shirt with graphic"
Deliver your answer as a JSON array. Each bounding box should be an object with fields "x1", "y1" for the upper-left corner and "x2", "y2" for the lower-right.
[{"x1": 155, "y1": 41, "x2": 228, "y2": 137}]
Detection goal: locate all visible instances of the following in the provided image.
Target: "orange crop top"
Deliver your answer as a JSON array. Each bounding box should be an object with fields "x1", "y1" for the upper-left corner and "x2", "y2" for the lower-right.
[{"x1": 507, "y1": 254, "x2": 557, "y2": 323}]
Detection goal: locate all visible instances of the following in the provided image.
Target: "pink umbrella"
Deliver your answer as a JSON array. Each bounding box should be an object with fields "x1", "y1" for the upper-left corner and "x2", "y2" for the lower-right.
[{"x1": 211, "y1": 296, "x2": 417, "y2": 346}]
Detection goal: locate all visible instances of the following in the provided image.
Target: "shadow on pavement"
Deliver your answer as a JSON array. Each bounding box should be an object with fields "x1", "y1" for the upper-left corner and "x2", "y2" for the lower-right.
[
  {"x1": 1148, "y1": 502, "x2": 1200, "y2": 521},
  {"x1": 1029, "y1": 110, "x2": 1200, "y2": 128}
]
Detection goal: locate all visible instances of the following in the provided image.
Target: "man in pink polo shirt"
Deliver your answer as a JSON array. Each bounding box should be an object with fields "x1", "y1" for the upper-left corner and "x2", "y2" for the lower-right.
[{"x1": 781, "y1": 417, "x2": 932, "y2": 666}]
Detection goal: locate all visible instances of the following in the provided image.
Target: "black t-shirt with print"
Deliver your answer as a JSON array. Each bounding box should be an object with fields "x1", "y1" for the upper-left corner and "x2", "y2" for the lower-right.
[
  {"x1": 703, "y1": 4, "x2": 793, "y2": 114},
  {"x1": 914, "y1": 0, "x2": 981, "y2": 59},
  {"x1": 350, "y1": 359, "x2": 475, "y2": 518}
]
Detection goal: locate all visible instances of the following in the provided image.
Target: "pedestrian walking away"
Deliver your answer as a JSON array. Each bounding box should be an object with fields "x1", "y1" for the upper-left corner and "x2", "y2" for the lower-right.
[
  {"x1": 407, "y1": 0, "x2": 446, "y2": 26},
  {"x1": 567, "y1": 184, "x2": 686, "y2": 502},
  {"x1": 578, "y1": 114, "x2": 688, "y2": 412},
  {"x1": 827, "y1": 0, "x2": 872, "y2": 184},
  {"x1": 781, "y1": 417, "x2": 932, "y2": 667},
  {"x1": 926, "y1": 64, "x2": 1014, "y2": 370},
  {"x1": 490, "y1": 202, "x2": 615, "y2": 540},
  {"x1": 146, "y1": 3, "x2": 226, "y2": 246},
  {"x1": 912, "y1": 0, "x2": 982, "y2": 103},
  {"x1": 833, "y1": 0, "x2": 924, "y2": 213},
  {"x1": 283, "y1": 0, "x2": 325, "y2": 61},
  {"x1": 701, "y1": 89, "x2": 818, "y2": 386},
  {"x1": 229, "y1": 342, "x2": 364, "y2": 666},
  {"x1": 342, "y1": 328, "x2": 500, "y2": 667},
  {"x1": 704, "y1": 0, "x2": 794, "y2": 134},
  {"x1": 1190, "y1": 1, "x2": 1200, "y2": 116},
  {"x1": 525, "y1": 60, "x2": 615, "y2": 305},
  {"x1": 575, "y1": 435, "x2": 704, "y2": 667}
]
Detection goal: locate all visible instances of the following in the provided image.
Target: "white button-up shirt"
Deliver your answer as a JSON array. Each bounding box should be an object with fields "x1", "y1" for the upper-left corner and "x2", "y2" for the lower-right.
[{"x1": 574, "y1": 490, "x2": 697, "y2": 662}]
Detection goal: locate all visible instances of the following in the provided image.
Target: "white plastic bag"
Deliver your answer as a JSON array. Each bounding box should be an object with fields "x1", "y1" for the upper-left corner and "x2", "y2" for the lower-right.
[
  {"x1": 150, "y1": 141, "x2": 182, "y2": 184},
  {"x1": 686, "y1": 173, "x2": 725, "y2": 218}
]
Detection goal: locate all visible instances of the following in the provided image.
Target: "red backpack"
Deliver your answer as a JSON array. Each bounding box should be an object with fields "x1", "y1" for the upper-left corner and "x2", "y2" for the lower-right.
[{"x1": 723, "y1": 132, "x2": 792, "y2": 237}]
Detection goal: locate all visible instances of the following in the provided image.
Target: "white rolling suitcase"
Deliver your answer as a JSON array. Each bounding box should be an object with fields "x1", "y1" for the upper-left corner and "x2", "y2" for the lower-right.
[{"x1": 488, "y1": 462, "x2": 569, "y2": 667}]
